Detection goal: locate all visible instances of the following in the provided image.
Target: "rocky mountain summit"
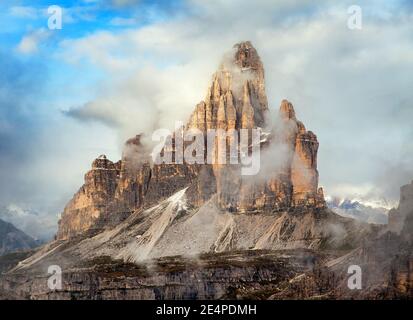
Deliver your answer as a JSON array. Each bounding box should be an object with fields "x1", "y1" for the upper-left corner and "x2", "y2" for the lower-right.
[
  {"x1": 57, "y1": 41, "x2": 325, "y2": 241},
  {"x1": 0, "y1": 219, "x2": 38, "y2": 256},
  {"x1": 48, "y1": 42, "x2": 361, "y2": 263},
  {"x1": 0, "y1": 42, "x2": 410, "y2": 300}
]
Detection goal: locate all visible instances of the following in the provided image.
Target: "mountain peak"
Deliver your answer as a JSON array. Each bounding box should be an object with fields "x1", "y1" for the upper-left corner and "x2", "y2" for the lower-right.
[
  {"x1": 0, "y1": 219, "x2": 38, "y2": 255},
  {"x1": 187, "y1": 42, "x2": 268, "y2": 130},
  {"x1": 233, "y1": 41, "x2": 263, "y2": 72},
  {"x1": 57, "y1": 43, "x2": 325, "y2": 239},
  {"x1": 279, "y1": 99, "x2": 296, "y2": 120}
]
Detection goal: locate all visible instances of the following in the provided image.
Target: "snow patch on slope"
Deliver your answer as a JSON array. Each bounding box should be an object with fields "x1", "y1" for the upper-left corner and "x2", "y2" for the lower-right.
[
  {"x1": 326, "y1": 197, "x2": 388, "y2": 225},
  {"x1": 116, "y1": 188, "x2": 188, "y2": 262}
]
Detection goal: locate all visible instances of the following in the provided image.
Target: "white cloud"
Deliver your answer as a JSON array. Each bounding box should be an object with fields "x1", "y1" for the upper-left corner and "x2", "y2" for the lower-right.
[
  {"x1": 110, "y1": 17, "x2": 137, "y2": 26},
  {"x1": 17, "y1": 28, "x2": 50, "y2": 54}
]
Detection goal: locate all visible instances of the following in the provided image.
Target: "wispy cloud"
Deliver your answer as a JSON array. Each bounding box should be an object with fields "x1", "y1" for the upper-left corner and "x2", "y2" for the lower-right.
[
  {"x1": 110, "y1": 17, "x2": 137, "y2": 26},
  {"x1": 9, "y1": 6, "x2": 39, "y2": 19},
  {"x1": 16, "y1": 28, "x2": 50, "y2": 54}
]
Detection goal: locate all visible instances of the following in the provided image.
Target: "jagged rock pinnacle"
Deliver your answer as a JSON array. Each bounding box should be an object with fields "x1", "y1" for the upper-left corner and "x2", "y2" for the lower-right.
[
  {"x1": 57, "y1": 42, "x2": 325, "y2": 240},
  {"x1": 233, "y1": 41, "x2": 264, "y2": 75},
  {"x1": 280, "y1": 99, "x2": 297, "y2": 120},
  {"x1": 188, "y1": 41, "x2": 268, "y2": 130}
]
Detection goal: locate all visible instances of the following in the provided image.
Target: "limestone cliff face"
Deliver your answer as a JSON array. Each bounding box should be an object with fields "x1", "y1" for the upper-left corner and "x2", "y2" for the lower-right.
[
  {"x1": 111, "y1": 135, "x2": 152, "y2": 217},
  {"x1": 57, "y1": 41, "x2": 325, "y2": 240},
  {"x1": 236, "y1": 100, "x2": 324, "y2": 213},
  {"x1": 186, "y1": 41, "x2": 270, "y2": 211},
  {"x1": 282, "y1": 99, "x2": 322, "y2": 207},
  {"x1": 185, "y1": 42, "x2": 323, "y2": 212},
  {"x1": 57, "y1": 155, "x2": 120, "y2": 240}
]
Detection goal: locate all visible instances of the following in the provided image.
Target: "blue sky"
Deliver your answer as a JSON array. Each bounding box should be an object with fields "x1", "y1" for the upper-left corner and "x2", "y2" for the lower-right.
[
  {"x1": 0, "y1": 0, "x2": 187, "y2": 103},
  {"x1": 0, "y1": 0, "x2": 413, "y2": 239}
]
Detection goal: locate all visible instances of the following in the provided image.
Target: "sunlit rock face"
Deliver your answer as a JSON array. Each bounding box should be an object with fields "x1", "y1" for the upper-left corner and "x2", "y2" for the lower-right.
[
  {"x1": 187, "y1": 41, "x2": 268, "y2": 131},
  {"x1": 56, "y1": 155, "x2": 121, "y2": 240},
  {"x1": 57, "y1": 41, "x2": 325, "y2": 240},
  {"x1": 114, "y1": 136, "x2": 150, "y2": 212}
]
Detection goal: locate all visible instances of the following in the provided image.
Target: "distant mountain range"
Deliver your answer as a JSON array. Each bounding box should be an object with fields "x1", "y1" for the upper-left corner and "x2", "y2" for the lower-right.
[
  {"x1": 0, "y1": 219, "x2": 39, "y2": 256},
  {"x1": 326, "y1": 197, "x2": 388, "y2": 224}
]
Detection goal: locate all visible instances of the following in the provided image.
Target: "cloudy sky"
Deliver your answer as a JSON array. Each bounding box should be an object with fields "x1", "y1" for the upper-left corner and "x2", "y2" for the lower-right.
[{"x1": 0, "y1": 0, "x2": 412, "y2": 239}]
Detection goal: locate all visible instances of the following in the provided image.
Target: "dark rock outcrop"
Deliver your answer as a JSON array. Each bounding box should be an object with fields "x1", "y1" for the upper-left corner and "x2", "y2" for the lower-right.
[
  {"x1": 0, "y1": 219, "x2": 38, "y2": 256},
  {"x1": 0, "y1": 250, "x2": 326, "y2": 300},
  {"x1": 388, "y1": 180, "x2": 413, "y2": 235}
]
